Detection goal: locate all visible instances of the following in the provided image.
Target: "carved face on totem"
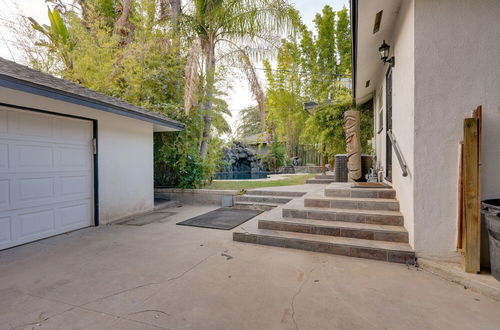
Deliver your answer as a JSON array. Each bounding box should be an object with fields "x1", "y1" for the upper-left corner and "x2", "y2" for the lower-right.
[{"x1": 344, "y1": 110, "x2": 362, "y2": 181}]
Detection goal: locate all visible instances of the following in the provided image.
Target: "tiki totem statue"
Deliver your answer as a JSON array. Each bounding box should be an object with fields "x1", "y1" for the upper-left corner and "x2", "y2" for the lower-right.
[{"x1": 344, "y1": 110, "x2": 362, "y2": 181}]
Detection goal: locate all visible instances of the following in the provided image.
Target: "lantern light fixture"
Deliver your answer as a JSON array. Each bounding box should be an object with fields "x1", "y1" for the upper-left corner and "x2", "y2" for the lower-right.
[{"x1": 378, "y1": 40, "x2": 395, "y2": 67}]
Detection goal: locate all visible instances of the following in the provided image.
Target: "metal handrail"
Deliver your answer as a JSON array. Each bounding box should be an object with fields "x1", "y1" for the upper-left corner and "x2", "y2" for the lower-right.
[{"x1": 387, "y1": 130, "x2": 408, "y2": 177}]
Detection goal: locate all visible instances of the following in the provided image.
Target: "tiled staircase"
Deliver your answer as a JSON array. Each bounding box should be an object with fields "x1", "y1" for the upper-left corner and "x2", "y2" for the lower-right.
[{"x1": 233, "y1": 185, "x2": 416, "y2": 264}]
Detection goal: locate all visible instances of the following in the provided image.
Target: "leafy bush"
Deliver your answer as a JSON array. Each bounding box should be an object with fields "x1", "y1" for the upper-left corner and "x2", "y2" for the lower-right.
[
  {"x1": 154, "y1": 113, "x2": 223, "y2": 188},
  {"x1": 262, "y1": 140, "x2": 287, "y2": 171}
]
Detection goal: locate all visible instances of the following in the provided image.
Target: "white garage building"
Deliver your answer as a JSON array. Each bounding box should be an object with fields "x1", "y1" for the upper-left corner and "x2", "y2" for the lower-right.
[{"x1": 0, "y1": 58, "x2": 184, "y2": 250}]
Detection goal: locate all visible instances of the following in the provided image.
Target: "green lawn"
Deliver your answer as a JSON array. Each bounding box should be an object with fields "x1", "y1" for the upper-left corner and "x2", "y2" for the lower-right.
[{"x1": 205, "y1": 173, "x2": 316, "y2": 190}]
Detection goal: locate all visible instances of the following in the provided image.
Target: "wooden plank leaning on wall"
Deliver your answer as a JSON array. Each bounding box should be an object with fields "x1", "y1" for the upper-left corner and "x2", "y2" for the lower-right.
[{"x1": 460, "y1": 106, "x2": 482, "y2": 273}]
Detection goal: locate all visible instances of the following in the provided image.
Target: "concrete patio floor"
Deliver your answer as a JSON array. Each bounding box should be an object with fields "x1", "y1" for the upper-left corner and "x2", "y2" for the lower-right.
[{"x1": 2, "y1": 199, "x2": 500, "y2": 330}]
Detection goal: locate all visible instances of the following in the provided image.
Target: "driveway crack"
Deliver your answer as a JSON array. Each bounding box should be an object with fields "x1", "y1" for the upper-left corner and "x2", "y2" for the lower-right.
[{"x1": 290, "y1": 266, "x2": 316, "y2": 330}]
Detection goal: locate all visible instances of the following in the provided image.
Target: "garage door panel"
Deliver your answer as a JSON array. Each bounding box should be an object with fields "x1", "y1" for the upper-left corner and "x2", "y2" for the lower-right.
[
  {"x1": 0, "y1": 179, "x2": 10, "y2": 208},
  {"x1": 17, "y1": 209, "x2": 55, "y2": 238},
  {"x1": 16, "y1": 144, "x2": 54, "y2": 169},
  {"x1": 18, "y1": 177, "x2": 55, "y2": 202},
  {"x1": 0, "y1": 108, "x2": 93, "y2": 249},
  {"x1": 59, "y1": 146, "x2": 91, "y2": 169},
  {"x1": 0, "y1": 144, "x2": 7, "y2": 169},
  {"x1": 12, "y1": 111, "x2": 54, "y2": 138},
  {"x1": 0, "y1": 109, "x2": 7, "y2": 133},
  {"x1": 0, "y1": 173, "x2": 90, "y2": 211},
  {"x1": 60, "y1": 202, "x2": 90, "y2": 228},
  {"x1": 57, "y1": 119, "x2": 92, "y2": 144},
  {"x1": 60, "y1": 175, "x2": 90, "y2": 196},
  {"x1": 0, "y1": 216, "x2": 11, "y2": 244}
]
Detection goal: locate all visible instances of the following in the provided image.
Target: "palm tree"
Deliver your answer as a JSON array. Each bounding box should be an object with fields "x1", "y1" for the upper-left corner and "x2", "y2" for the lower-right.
[{"x1": 183, "y1": 0, "x2": 298, "y2": 158}]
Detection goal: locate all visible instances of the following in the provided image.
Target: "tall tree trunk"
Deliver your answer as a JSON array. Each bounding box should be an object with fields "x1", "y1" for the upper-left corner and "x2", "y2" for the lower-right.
[
  {"x1": 114, "y1": 0, "x2": 135, "y2": 47},
  {"x1": 199, "y1": 38, "x2": 215, "y2": 159},
  {"x1": 169, "y1": 0, "x2": 181, "y2": 30}
]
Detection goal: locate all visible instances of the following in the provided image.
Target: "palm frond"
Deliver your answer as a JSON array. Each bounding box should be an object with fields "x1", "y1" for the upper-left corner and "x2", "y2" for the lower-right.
[
  {"x1": 239, "y1": 49, "x2": 266, "y2": 128},
  {"x1": 184, "y1": 38, "x2": 202, "y2": 115}
]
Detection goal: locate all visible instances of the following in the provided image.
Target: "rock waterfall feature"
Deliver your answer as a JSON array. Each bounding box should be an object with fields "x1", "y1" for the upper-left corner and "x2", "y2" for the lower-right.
[{"x1": 222, "y1": 141, "x2": 265, "y2": 173}]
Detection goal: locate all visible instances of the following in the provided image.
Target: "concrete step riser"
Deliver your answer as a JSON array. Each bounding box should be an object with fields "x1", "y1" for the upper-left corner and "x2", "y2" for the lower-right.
[
  {"x1": 234, "y1": 196, "x2": 292, "y2": 204},
  {"x1": 325, "y1": 189, "x2": 396, "y2": 199},
  {"x1": 315, "y1": 175, "x2": 335, "y2": 179},
  {"x1": 304, "y1": 198, "x2": 400, "y2": 211},
  {"x1": 307, "y1": 179, "x2": 335, "y2": 184},
  {"x1": 233, "y1": 232, "x2": 415, "y2": 264},
  {"x1": 282, "y1": 208, "x2": 404, "y2": 226},
  {"x1": 245, "y1": 191, "x2": 305, "y2": 197},
  {"x1": 234, "y1": 203, "x2": 276, "y2": 211},
  {"x1": 258, "y1": 220, "x2": 408, "y2": 243}
]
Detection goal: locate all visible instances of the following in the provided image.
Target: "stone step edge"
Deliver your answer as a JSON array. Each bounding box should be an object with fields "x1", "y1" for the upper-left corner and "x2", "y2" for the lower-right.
[
  {"x1": 305, "y1": 196, "x2": 399, "y2": 203},
  {"x1": 233, "y1": 229, "x2": 415, "y2": 264},
  {"x1": 259, "y1": 218, "x2": 407, "y2": 233},
  {"x1": 307, "y1": 179, "x2": 335, "y2": 182},
  {"x1": 234, "y1": 195, "x2": 292, "y2": 202},
  {"x1": 283, "y1": 206, "x2": 403, "y2": 217},
  {"x1": 258, "y1": 219, "x2": 409, "y2": 243},
  {"x1": 235, "y1": 201, "x2": 280, "y2": 207},
  {"x1": 304, "y1": 196, "x2": 400, "y2": 212},
  {"x1": 282, "y1": 207, "x2": 404, "y2": 226},
  {"x1": 324, "y1": 187, "x2": 396, "y2": 199},
  {"x1": 244, "y1": 190, "x2": 306, "y2": 197}
]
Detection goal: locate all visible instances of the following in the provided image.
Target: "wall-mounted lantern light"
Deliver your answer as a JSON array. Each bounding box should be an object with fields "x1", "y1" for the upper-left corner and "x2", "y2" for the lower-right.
[{"x1": 378, "y1": 40, "x2": 395, "y2": 67}]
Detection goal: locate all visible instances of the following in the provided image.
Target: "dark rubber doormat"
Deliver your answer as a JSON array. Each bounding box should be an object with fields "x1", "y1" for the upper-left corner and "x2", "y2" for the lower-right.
[{"x1": 176, "y1": 207, "x2": 263, "y2": 230}]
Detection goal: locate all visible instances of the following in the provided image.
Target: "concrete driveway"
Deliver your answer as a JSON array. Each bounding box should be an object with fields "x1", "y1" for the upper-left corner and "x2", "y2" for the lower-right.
[{"x1": 1, "y1": 204, "x2": 500, "y2": 330}]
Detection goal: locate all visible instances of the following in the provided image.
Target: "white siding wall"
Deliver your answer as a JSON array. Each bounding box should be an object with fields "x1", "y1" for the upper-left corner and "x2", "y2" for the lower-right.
[
  {"x1": 0, "y1": 87, "x2": 154, "y2": 224},
  {"x1": 413, "y1": 0, "x2": 500, "y2": 256}
]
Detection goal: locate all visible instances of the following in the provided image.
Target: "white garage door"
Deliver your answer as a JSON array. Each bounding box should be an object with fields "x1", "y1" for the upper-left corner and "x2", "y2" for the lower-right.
[{"x1": 0, "y1": 106, "x2": 93, "y2": 250}]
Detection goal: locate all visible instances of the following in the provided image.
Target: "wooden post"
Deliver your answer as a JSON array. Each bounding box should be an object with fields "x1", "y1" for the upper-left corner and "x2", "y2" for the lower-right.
[
  {"x1": 457, "y1": 142, "x2": 464, "y2": 250},
  {"x1": 462, "y1": 118, "x2": 480, "y2": 273}
]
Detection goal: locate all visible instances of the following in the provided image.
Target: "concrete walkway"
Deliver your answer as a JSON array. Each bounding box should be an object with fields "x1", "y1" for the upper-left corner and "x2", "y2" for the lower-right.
[{"x1": 1, "y1": 197, "x2": 500, "y2": 329}]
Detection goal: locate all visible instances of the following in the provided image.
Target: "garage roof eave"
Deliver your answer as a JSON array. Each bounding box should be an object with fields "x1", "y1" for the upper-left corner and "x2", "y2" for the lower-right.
[{"x1": 0, "y1": 58, "x2": 185, "y2": 131}]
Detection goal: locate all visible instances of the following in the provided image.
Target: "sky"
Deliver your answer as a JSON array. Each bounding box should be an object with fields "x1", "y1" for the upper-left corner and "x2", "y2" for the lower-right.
[{"x1": 0, "y1": 0, "x2": 349, "y2": 133}]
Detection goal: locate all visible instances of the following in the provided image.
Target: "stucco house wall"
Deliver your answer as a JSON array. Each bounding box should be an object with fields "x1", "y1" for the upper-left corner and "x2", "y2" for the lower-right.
[
  {"x1": 387, "y1": 0, "x2": 415, "y2": 249},
  {"x1": 368, "y1": 0, "x2": 500, "y2": 256},
  {"x1": 0, "y1": 86, "x2": 154, "y2": 224},
  {"x1": 412, "y1": 0, "x2": 500, "y2": 256},
  {"x1": 373, "y1": 0, "x2": 416, "y2": 248}
]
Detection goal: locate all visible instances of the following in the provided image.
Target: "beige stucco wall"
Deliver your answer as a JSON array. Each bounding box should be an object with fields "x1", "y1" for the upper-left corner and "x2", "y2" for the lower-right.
[
  {"x1": 0, "y1": 87, "x2": 154, "y2": 224},
  {"x1": 390, "y1": 0, "x2": 415, "y2": 249},
  {"x1": 413, "y1": 0, "x2": 500, "y2": 256},
  {"x1": 373, "y1": 0, "x2": 416, "y2": 248}
]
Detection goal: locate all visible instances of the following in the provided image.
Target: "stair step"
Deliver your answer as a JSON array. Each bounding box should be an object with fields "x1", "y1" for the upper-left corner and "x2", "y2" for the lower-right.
[
  {"x1": 234, "y1": 195, "x2": 292, "y2": 204},
  {"x1": 315, "y1": 174, "x2": 335, "y2": 179},
  {"x1": 258, "y1": 218, "x2": 408, "y2": 242},
  {"x1": 304, "y1": 196, "x2": 399, "y2": 211},
  {"x1": 282, "y1": 207, "x2": 404, "y2": 226},
  {"x1": 306, "y1": 178, "x2": 335, "y2": 184},
  {"x1": 244, "y1": 190, "x2": 306, "y2": 197},
  {"x1": 233, "y1": 228, "x2": 415, "y2": 264},
  {"x1": 325, "y1": 186, "x2": 396, "y2": 199},
  {"x1": 234, "y1": 202, "x2": 278, "y2": 211}
]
